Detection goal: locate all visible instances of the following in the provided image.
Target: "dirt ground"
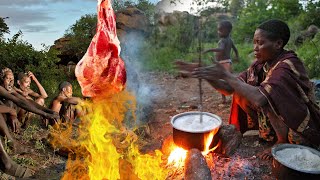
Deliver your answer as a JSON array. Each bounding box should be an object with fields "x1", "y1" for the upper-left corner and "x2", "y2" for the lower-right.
[
  {"x1": 144, "y1": 72, "x2": 275, "y2": 180},
  {"x1": 3, "y1": 72, "x2": 276, "y2": 180}
]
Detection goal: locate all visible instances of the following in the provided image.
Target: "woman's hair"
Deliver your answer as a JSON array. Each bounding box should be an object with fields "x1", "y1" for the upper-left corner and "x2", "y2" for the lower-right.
[{"x1": 257, "y1": 19, "x2": 290, "y2": 47}]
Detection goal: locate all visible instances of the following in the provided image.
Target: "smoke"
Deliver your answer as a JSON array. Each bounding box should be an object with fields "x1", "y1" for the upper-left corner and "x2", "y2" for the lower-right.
[{"x1": 120, "y1": 31, "x2": 159, "y2": 126}]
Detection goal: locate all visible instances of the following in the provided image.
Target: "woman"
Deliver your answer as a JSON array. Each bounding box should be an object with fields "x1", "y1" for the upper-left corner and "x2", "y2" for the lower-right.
[{"x1": 176, "y1": 19, "x2": 320, "y2": 159}]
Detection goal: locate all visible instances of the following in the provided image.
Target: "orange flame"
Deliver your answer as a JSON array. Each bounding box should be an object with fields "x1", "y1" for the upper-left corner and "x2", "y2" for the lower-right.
[
  {"x1": 167, "y1": 147, "x2": 187, "y2": 168},
  {"x1": 50, "y1": 91, "x2": 169, "y2": 179},
  {"x1": 166, "y1": 130, "x2": 220, "y2": 167}
]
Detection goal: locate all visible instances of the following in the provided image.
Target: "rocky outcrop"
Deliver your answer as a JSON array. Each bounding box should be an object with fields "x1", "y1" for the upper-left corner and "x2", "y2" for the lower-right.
[
  {"x1": 51, "y1": 37, "x2": 78, "y2": 66},
  {"x1": 116, "y1": 7, "x2": 150, "y2": 43},
  {"x1": 155, "y1": 11, "x2": 194, "y2": 34},
  {"x1": 295, "y1": 25, "x2": 319, "y2": 45}
]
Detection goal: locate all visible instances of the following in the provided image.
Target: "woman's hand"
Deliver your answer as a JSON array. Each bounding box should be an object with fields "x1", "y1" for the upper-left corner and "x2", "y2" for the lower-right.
[
  {"x1": 192, "y1": 60, "x2": 228, "y2": 80},
  {"x1": 174, "y1": 60, "x2": 199, "y2": 77}
]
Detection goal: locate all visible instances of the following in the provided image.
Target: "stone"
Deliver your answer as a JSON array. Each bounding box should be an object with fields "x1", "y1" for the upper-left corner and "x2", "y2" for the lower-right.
[
  {"x1": 295, "y1": 25, "x2": 319, "y2": 45},
  {"x1": 184, "y1": 148, "x2": 212, "y2": 180},
  {"x1": 214, "y1": 124, "x2": 242, "y2": 156}
]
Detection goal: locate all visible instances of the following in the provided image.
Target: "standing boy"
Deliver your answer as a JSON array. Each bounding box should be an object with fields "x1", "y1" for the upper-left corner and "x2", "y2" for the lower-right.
[{"x1": 203, "y1": 20, "x2": 239, "y2": 104}]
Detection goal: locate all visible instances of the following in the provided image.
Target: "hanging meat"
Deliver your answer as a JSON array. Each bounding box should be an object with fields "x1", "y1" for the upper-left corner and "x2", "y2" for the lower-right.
[{"x1": 75, "y1": 0, "x2": 126, "y2": 97}]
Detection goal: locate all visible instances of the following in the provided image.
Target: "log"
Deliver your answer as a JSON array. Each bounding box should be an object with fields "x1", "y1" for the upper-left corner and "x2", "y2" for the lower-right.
[{"x1": 184, "y1": 148, "x2": 212, "y2": 180}]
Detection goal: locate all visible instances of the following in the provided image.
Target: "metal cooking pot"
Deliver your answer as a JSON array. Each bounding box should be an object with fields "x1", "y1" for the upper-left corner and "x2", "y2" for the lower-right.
[
  {"x1": 271, "y1": 143, "x2": 320, "y2": 180},
  {"x1": 171, "y1": 111, "x2": 222, "y2": 151}
]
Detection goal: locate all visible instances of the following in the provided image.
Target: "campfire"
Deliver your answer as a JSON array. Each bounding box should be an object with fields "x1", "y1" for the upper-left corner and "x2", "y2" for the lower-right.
[
  {"x1": 166, "y1": 137, "x2": 220, "y2": 166},
  {"x1": 48, "y1": 0, "x2": 247, "y2": 179},
  {"x1": 50, "y1": 0, "x2": 169, "y2": 179}
]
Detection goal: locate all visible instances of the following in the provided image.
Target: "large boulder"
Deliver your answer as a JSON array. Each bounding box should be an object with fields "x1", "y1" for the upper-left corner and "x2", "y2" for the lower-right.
[
  {"x1": 295, "y1": 25, "x2": 319, "y2": 45},
  {"x1": 154, "y1": 11, "x2": 193, "y2": 34},
  {"x1": 116, "y1": 7, "x2": 150, "y2": 43}
]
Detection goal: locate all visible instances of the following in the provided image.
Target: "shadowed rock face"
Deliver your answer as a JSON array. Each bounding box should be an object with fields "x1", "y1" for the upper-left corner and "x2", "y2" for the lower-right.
[
  {"x1": 116, "y1": 7, "x2": 150, "y2": 43},
  {"x1": 155, "y1": 11, "x2": 194, "y2": 34},
  {"x1": 295, "y1": 25, "x2": 319, "y2": 45}
]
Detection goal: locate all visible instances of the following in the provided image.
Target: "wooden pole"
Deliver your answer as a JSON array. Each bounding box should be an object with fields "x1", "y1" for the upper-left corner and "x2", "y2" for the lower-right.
[{"x1": 198, "y1": 17, "x2": 203, "y2": 123}]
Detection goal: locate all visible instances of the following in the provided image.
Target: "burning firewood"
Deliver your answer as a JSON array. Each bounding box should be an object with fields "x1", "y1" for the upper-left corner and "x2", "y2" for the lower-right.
[{"x1": 184, "y1": 148, "x2": 212, "y2": 180}]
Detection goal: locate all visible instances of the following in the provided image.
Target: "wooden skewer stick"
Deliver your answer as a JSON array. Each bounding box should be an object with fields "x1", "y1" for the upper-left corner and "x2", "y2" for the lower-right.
[{"x1": 198, "y1": 17, "x2": 203, "y2": 123}]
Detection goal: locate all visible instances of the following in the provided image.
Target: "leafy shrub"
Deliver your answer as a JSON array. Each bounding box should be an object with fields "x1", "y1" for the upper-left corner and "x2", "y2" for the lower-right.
[
  {"x1": 233, "y1": 43, "x2": 252, "y2": 73},
  {"x1": 297, "y1": 33, "x2": 320, "y2": 78},
  {"x1": 142, "y1": 43, "x2": 182, "y2": 72}
]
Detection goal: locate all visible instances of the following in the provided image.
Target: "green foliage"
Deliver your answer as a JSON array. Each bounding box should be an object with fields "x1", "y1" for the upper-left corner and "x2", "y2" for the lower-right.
[
  {"x1": 201, "y1": 17, "x2": 218, "y2": 43},
  {"x1": 229, "y1": 0, "x2": 244, "y2": 17},
  {"x1": 233, "y1": 0, "x2": 302, "y2": 43},
  {"x1": 135, "y1": 0, "x2": 156, "y2": 21},
  {"x1": 112, "y1": 0, "x2": 156, "y2": 21},
  {"x1": 0, "y1": 31, "x2": 67, "y2": 103},
  {"x1": 112, "y1": 0, "x2": 134, "y2": 11},
  {"x1": 63, "y1": 14, "x2": 97, "y2": 60},
  {"x1": 35, "y1": 140, "x2": 46, "y2": 153},
  {"x1": 296, "y1": 1, "x2": 320, "y2": 29},
  {"x1": 154, "y1": 15, "x2": 197, "y2": 53},
  {"x1": 141, "y1": 44, "x2": 182, "y2": 72},
  {"x1": 12, "y1": 155, "x2": 36, "y2": 166},
  {"x1": 3, "y1": 136, "x2": 12, "y2": 154},
  {"x1": 22, "y1": 125, "x2": 40, "y2": 141},
  {"x1": 0, "y1": 17, "x2": 9, "y2": 38},
  {"x1": 232, "y1": 43, "x2": 252, "y2": 72},
  {"x1": 0, "y1": 31, "x2": 44, "y2": 72},
  {"x1": 297, "y1": 33, "x2": 320, "y2": 78}
]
